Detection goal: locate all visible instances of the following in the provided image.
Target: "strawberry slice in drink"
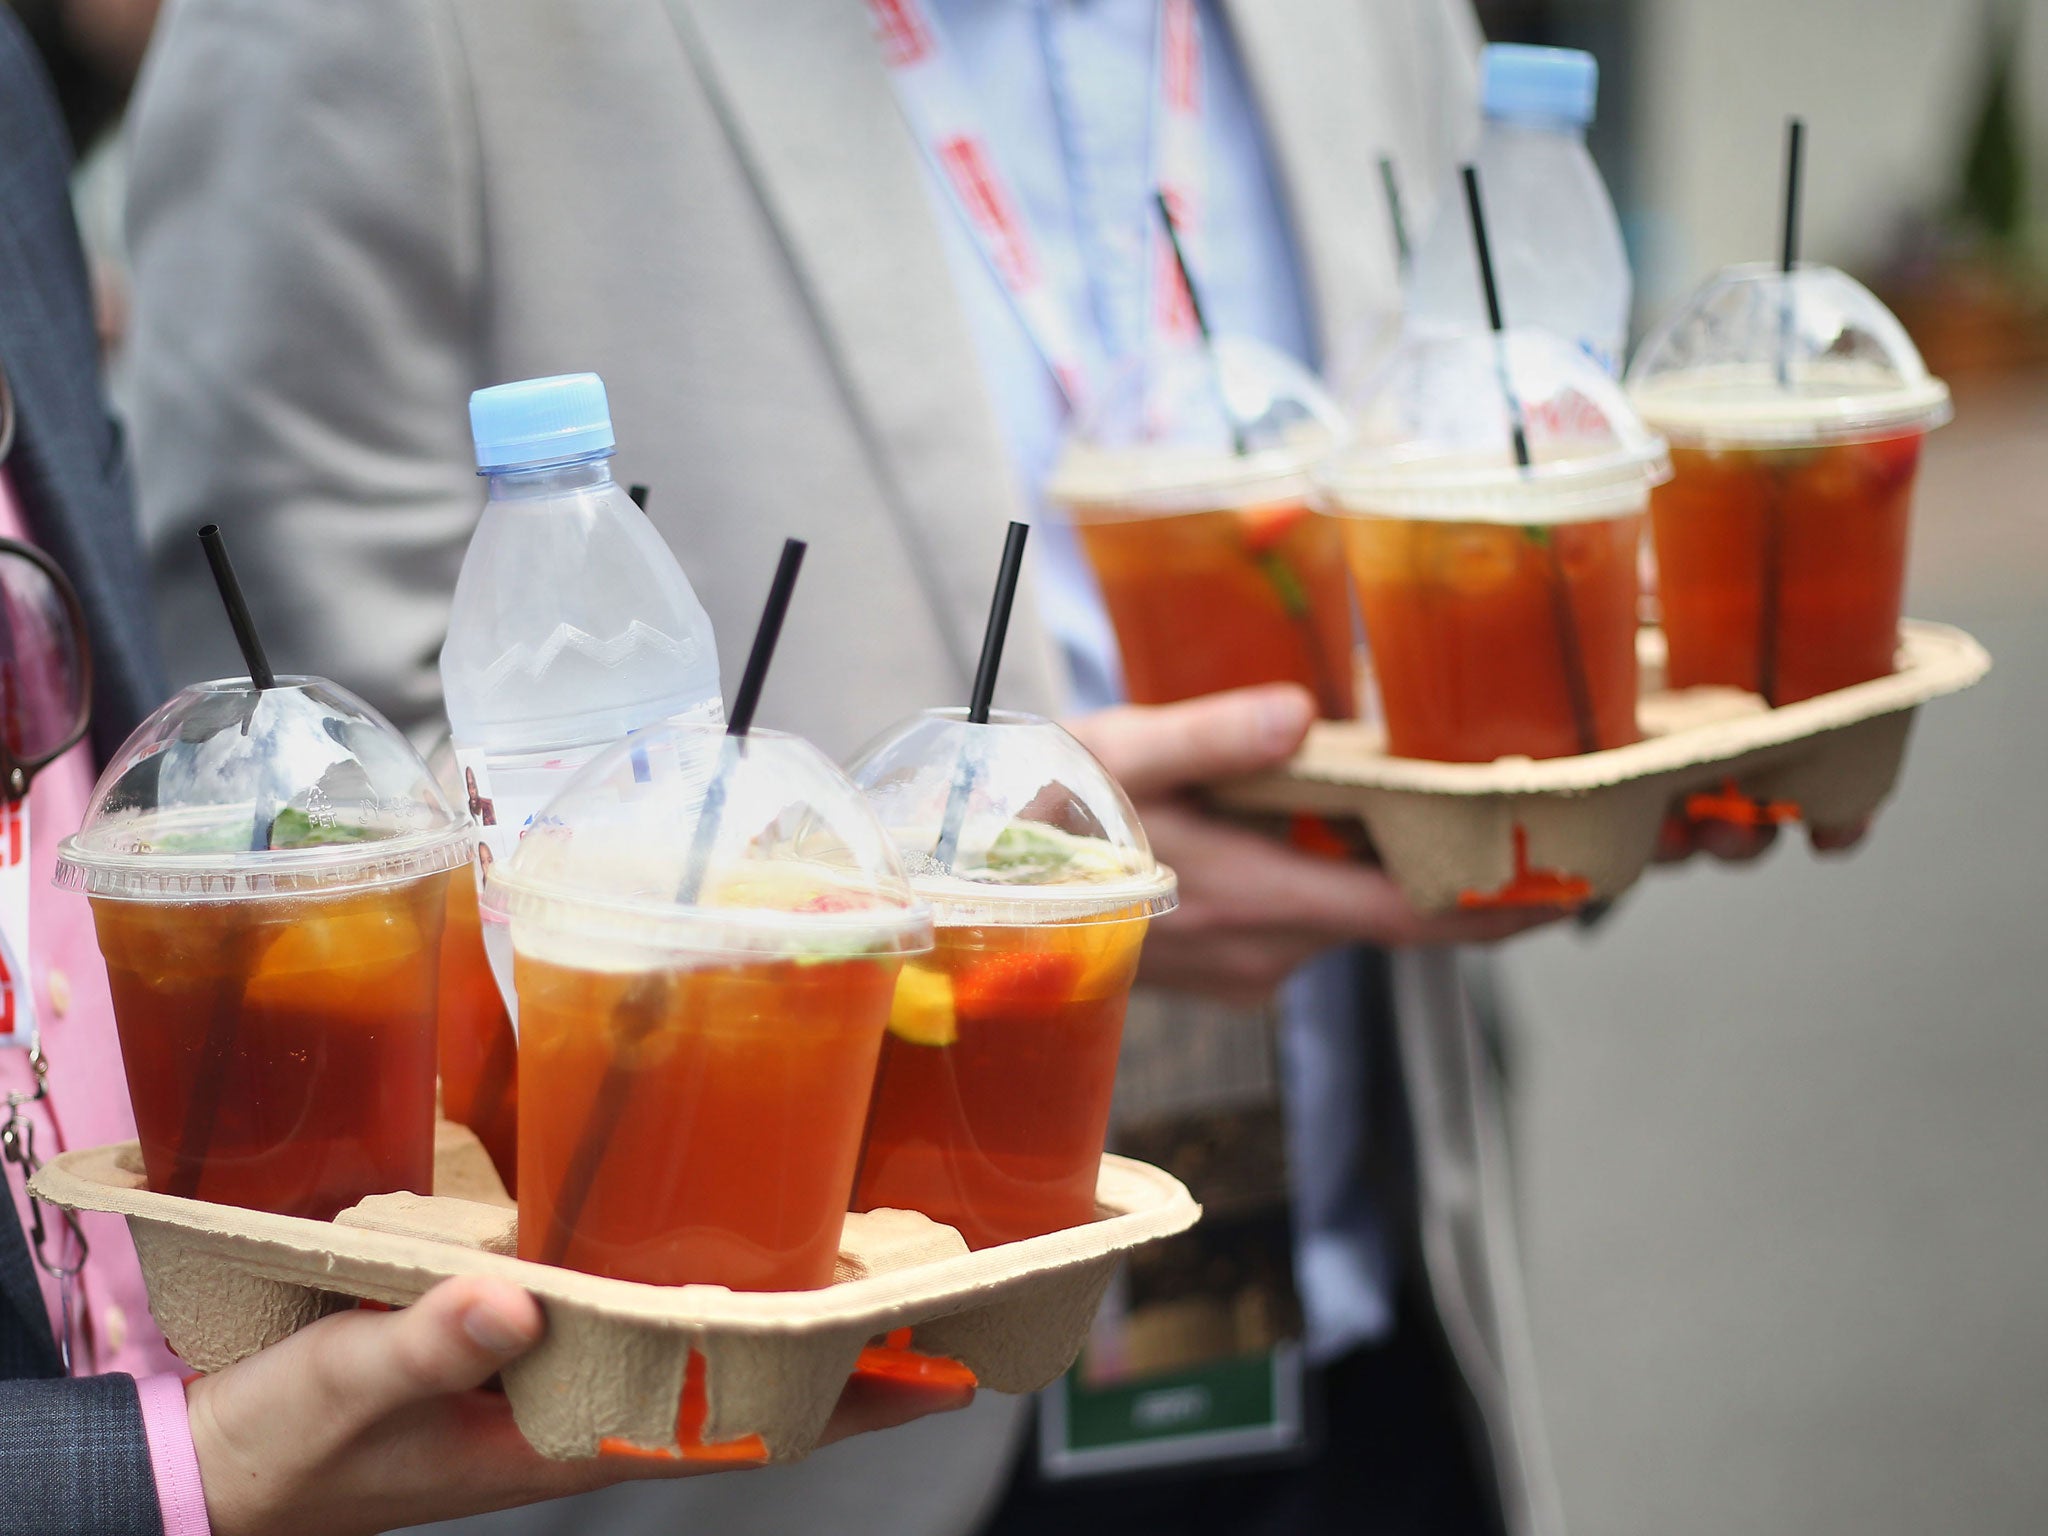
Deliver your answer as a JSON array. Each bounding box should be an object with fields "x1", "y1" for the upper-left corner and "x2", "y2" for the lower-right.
[
  {"x1": 795, "y1": 888, "x2": 867, "y2": 913},
  {"x1": 1238, "y1": 501, "x2": 1311, "y2": 555},
  {"x1": 951, "y1": 950, "x2": 1086, "y2": 1021}
]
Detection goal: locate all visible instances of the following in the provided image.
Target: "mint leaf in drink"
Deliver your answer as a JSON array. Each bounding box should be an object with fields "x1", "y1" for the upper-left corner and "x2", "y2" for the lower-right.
[
  {"x1": 1255, "y1": 551, "x2": 1310, "y2": 617},
  {"x1": 139, "y1": 826, "x2": 251, "y2": 855},
  {"x1": 976, "y1": 822, "x2": 1128, "y2": 885},
  {"x1": 267, "y1": 807, "x2": 381, "y2": 849},
  {"x1": 124, "y1": 807, "x2": 384, "y2": 855}
]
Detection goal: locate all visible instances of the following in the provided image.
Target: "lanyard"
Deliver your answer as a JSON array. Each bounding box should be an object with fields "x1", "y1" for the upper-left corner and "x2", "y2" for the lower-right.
[
  {"x1": 0, "y1": 802, "x2": 91, "y2": 1372},
  {"x1": 0, "y1": 1035, "x2": 91, "y2": 1374},
  {"x1": 0, "y1": 797, "x2": 32, "y2": 1052},
  {"x1": 866, "y1": 0, "x2": 1208, "y2": 415}
]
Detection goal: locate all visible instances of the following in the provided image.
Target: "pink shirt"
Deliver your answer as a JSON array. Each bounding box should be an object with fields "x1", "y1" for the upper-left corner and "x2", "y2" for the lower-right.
[{"x1": 0, "y1": 468, "x2": 210, "y2": 1535}]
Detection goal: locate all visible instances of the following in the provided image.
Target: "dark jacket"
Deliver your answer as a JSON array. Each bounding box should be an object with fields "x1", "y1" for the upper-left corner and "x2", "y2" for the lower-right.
[{"x1": 0, "y1": 8, "x2": 172, "y2": 1533}]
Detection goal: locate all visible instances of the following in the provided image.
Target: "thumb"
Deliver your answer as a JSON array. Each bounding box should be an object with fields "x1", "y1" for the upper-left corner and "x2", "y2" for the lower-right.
[
  {"x1": 1067, "y1": 685, "x2": 1314, "y2": 799},
  {"x1": 317, "y1": 1276, "x2": 545, "y2": 1427}
]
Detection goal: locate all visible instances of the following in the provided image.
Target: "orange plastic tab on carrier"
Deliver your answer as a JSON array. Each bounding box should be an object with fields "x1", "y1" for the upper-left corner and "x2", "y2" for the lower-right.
[
  {"x1": 1458, "y1": 825, "x2": 1592, "y2": 911},
  {"x1": 854, "y1": 1328, "x2": 980, "y2": 1391},
  {"x1": 1683, "y1": 777, "x2": 1800, "y2": 828}
]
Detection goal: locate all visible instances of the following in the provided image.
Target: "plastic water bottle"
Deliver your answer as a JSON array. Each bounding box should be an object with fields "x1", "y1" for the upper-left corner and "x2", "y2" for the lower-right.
[
  {"x1": 1406, "y1": 44, "x2": 1632, "y2": 376},
  {"x1": 441, "y1": 372, "x2": 723, "y2": 1011}
]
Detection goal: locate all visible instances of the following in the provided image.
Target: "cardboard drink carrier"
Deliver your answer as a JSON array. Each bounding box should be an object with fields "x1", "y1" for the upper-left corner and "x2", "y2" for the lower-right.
[
  {"x1": 1232, "y1": 310, "x2": 1987, "y2": 914},
  {"x1": 42, "y1": 695, "x2": 1200, "y2": 1462},
  {"x1": 32, "y1": 1125, "x2": 1199, "y2": 1462},
  {"x1": 1216, "y1": 619, "x2": 1988, "y2": 913}
]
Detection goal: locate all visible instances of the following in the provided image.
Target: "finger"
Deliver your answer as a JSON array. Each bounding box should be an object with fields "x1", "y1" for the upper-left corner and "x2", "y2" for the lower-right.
[
  {"x1": 1138, "y1": 928, "x2": 1331, "y2": 1005},
  {"x1": 314, "y1": 1277, "x2": 545, "y2": 1429},
  {"x1": 1151, "y1": 806, "x2": 1420, "y2": 942},
  {"x1": 1153, "y1": 806, "x2": 1563, "y2": 951},
  {"x1": 816, "y1": 1371, "x2": 976, "y2": 1447},
  {"x1": 1066, "y1": 685, "x2": 1314, "y2": 798},
  {"x1": 1809, "y1": 817, "x2": 1871, "y2": 854}
]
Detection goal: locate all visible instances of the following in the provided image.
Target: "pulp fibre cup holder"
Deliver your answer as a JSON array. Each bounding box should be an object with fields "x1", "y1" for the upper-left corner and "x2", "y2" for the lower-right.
[
  {"x1": 1214, "y1": 620, "x2": 1990, "y2": 915},
  {"x1": 31, "y1": 1125, "x2": 1199, "y2": 1464}
]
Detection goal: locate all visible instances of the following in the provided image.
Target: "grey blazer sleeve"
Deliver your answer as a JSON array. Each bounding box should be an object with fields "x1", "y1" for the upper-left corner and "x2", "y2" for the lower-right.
[
  {"x1": 125, "y1": 0, "x2": 484, "y2": 738},
  {"x1": 0, "y1": 1376, "x2": 164, "y2": 1536}
]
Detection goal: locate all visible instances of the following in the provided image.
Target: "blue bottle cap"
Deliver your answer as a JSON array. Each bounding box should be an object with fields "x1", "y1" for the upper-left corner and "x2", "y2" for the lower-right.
[
  {"x1": 1481, "y1": 44, "x2": 1598, "y2": 127},
  {"x1": 468, "y1": 373, "x2": 616, "y2": 470}
]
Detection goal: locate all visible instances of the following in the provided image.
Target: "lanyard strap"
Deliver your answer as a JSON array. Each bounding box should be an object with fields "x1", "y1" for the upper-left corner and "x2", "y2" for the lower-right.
[
  {"x1": 866, "y1": 0, "x2": 1208, "y2": 415},
  {"x1": 0, "y1": 799, "x2": 32, "y2": 1053},
  {"x1": 1149, "y1": 0, "x2": 1205, "y2": 345}
]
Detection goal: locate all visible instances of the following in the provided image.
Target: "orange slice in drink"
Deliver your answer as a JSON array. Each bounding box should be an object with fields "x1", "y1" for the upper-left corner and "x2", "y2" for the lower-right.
[
  {"x1": 886, "y1": 964, "x2": 957, "y2": 1047},
  {"x1": 1060, "y1": 917, "x2": 1147, "y2": 998},
  {"x1": 243, "y1": 899, "x2": 423, "y2": 1010}
]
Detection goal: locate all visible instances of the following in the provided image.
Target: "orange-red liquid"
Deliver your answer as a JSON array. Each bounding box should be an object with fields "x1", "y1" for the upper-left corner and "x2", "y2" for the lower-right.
[
  {"x1": 854, "y1": 918, "x2": 1147, "y2": 1251},
  {"x1": 1073, "y1": 501, "x2": 1357, "y2": 717},
  {"x1": 516, "y1": 951, "x2": 901, "y2": 1291},
  {"x1": 92, "y1": 876, "x2": 447, "y2": 1220},
  {"x1": 1651, "y1": 433, "x2": 1922, "y2": 704},
  {"x1": 1344, "y1": 513, "x2": 1644, "y2": 762},
  {"x1": 437, "y1": 871, "x2": 518, "y2": 1193}
]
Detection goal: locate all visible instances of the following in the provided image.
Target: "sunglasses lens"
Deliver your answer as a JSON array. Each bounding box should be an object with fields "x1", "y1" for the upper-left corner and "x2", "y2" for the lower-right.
[{"x1": 0, "y1": 550, "x2": 87, "y2": 764}]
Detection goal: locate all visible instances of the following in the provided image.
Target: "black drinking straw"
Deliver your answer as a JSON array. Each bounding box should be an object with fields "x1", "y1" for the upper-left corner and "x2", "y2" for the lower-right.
[
  {"x1": 969, "y1": 523, "x2": 1028, "y2": 725},
  {"x1": 1462, "y1": 166, "x2": 1598, "y2": 755},
  {"x1": 1378, "y1": 155, "x2": 1412, "y2": 275},
  {"x1": 1776, "y1": 118, "x2": 1805, "y2": 390},
  {"x1": 935, "y1": 523, "x2": 1029, "y2": 867},
  {"x1": 729, "y1": 540, "x2": 806, "y2": 736},
  {"x1": 674, "y1": 537, "x2": 808, "y2": 893},
  {"x1": 198, "y1": 524, "x2": 280, "y2": 849},
  {"x1": 199, "y1": 525, "x2": 276, "y2": 692},
  {"x1": 1155, "y1": 191, "x2": 1249, "y2": 457},
  {"x1": 1759, "y1": 118, "x2": 1806, "y2": 707},
  {"x1": 1462, "y1": 168, "x2": 1532, "y2": 470},
  {"x1": 171, "y1": 526, "x2": 279, "y2": 1201},
  {"x1": 541, "y1": 539, "x2": 807, "y2": 1266}
]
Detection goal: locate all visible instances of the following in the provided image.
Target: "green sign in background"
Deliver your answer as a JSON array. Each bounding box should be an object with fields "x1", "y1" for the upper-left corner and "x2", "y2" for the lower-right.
[{"x1": 1060, "y1": 1353, "x2": 1278, "y2": 1451}]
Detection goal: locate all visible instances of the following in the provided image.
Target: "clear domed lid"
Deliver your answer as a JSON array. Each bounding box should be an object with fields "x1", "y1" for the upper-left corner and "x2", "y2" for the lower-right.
[
  {"x1": 1319, "y1": 326, "x2": 1671, "y2": 524},
  {"x1": 482, "y1": 722, "x2": 930, "y2": 965},
  {"x1": 846, "y1": 709, "x2": 1178, "y2": 925},
  {"x1": 1045, "y1": 336, "x2": 1347, "y2": 516},
  {"x1": 1627, "y1": 262, "x2": 1951, "y2": 446},
  {"x1": 56, "y1": 677, "x2": 473, "y2": 902}
]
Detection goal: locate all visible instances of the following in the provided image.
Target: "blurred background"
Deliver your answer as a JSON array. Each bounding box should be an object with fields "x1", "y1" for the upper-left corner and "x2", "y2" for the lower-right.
[
  {"x1": 1484, "y1": 5, "x2": 2048, "y2": 1535},
  {"x1": 12, "y1": 0, "x2": 2048, "y2": 1530}
]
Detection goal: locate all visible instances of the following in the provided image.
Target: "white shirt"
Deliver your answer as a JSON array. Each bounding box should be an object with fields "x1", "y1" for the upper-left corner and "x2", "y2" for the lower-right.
[{"x1": 911, "y1": 0, "x2": 1395, "y2": 1360}]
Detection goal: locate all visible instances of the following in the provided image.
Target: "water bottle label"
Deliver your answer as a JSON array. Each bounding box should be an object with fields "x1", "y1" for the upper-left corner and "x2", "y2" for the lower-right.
[{"x1": 452, "y1": 741, "x2": 610, "y2": 1032}]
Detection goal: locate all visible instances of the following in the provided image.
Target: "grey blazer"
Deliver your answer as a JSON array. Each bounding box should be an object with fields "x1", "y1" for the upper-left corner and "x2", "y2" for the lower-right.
[
  {"x1": 0, "y1": 10, "x2": 172, "y2": 1536},
  {"x1": 124, "y1": 4, "x2": 1563, "y2": 1534}
]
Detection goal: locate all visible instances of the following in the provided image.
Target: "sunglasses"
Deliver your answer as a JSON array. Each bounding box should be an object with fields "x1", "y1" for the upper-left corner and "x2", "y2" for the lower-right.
[
  {"x1": 0, "y1": 538, "x2": 92, "y2": 800},
  {"x1": 0, "y1": 363, "x2": 94, "y2": 800}
]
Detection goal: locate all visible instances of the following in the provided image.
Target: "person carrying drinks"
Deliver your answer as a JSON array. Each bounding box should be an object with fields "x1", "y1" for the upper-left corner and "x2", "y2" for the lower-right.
[
  {"x1": 119, "y1": 2, "x2": 1802, "y2": 1534},
  {"x1": 115, "y1": 4, "x2": 1543, "y2": 1534},
  {"x1": 0, "y1": 16, "x2": 970, "y2": 1535}
]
